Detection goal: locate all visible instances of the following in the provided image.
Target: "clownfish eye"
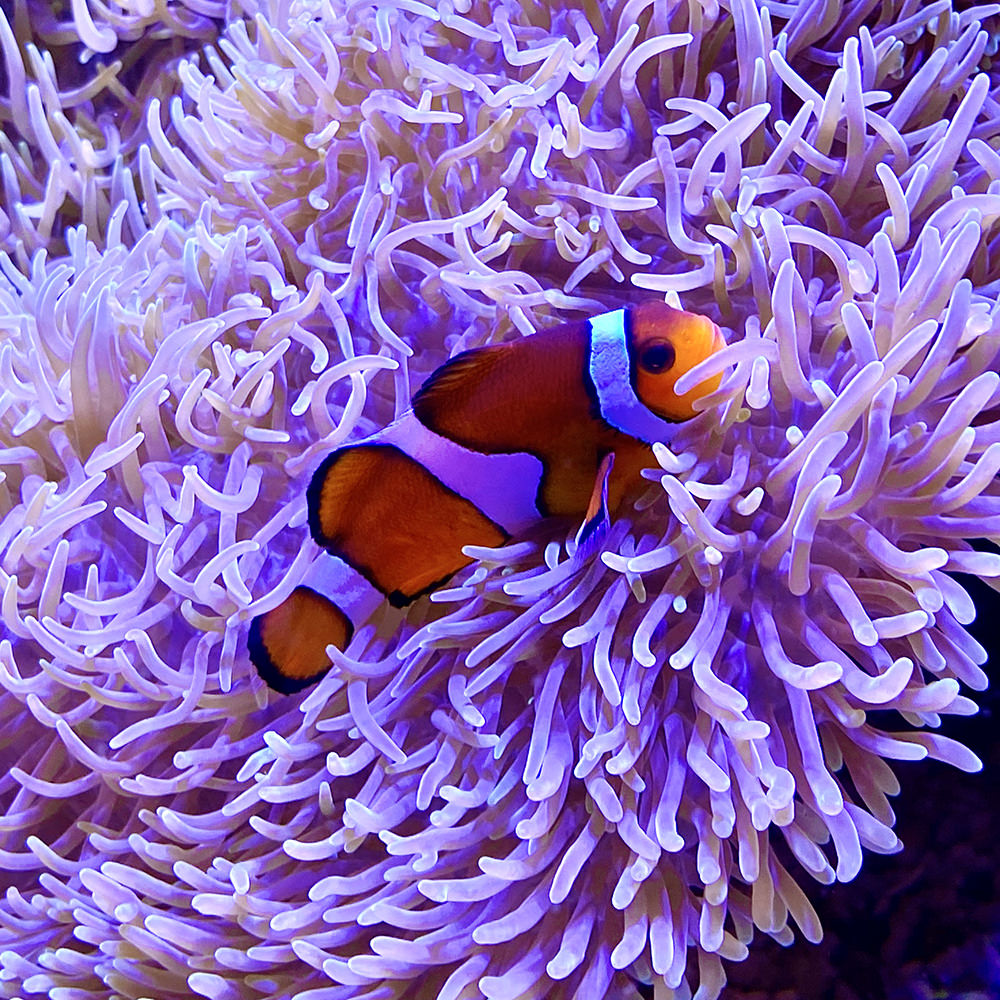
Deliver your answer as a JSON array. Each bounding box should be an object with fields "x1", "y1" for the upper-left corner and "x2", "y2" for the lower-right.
[{"x1": 637, "y1": 339, "x2": 675, "y2": 374}]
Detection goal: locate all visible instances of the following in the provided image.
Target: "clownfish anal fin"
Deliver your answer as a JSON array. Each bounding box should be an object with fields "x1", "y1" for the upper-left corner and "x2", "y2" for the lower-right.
[
  {"x1": 308, "y1": 444, "x2": 508, "y2": 602},
  {"x1": 572, "y1": 451, "x2": 615, "y2": 564},
  {"x1": 248, "y1": 586, "x2": 353, "y2": 694}
]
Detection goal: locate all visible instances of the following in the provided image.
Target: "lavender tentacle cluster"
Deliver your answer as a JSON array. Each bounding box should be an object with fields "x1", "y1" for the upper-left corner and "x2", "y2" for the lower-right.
[{"x1": 1, "y1": 1, "x2": 999, "y2": 998}]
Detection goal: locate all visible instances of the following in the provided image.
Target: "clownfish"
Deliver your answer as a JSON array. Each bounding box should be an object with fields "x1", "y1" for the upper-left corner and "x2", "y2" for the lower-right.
[{"x1": 249, "y1": 301, "x2": 725, "y2": 693}]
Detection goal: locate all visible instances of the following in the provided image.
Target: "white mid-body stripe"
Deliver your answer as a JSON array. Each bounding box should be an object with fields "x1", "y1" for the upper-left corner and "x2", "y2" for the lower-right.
[
  {"x1": 372, "y1": 411, "x2": 545, "y2": 534},
  {"x1": 588, "y1": 308, "x2": 678, "y2": 444}
]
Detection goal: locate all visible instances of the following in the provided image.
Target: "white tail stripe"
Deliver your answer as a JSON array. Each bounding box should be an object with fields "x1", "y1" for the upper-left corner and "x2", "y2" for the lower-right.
[{"x1": 301, "y1": 554, "x2": 383, "y2": 628}]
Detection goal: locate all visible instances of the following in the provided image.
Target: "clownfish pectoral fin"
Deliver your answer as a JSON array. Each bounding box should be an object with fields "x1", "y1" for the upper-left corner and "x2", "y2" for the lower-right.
[
  {"x1": 572, "y1": 452, "x2": 615, "y2": 565},
  {"x1": 248, "y1": 586, "x2": 353, "y2": 694}
]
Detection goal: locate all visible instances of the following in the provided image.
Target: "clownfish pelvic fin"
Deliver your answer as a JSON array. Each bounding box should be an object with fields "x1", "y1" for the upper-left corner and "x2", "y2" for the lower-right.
[{"x1": 572, "y1": 451, "x2": 615, "y2": 566}]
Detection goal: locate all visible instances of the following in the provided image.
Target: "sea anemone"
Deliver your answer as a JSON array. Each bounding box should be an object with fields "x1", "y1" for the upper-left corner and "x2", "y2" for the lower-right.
[{"x1": 1, "y1": 1, "x2": 999, "y2": 999}]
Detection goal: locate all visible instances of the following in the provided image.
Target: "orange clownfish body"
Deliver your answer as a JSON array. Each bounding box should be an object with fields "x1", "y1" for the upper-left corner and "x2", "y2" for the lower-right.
[{"x1": 249, "y1": 301, "x2": 725, "y2": 693}]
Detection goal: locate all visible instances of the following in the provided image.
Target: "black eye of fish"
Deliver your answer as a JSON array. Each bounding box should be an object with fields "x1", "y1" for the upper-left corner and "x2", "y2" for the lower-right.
[{"x1": 638, "y1": 340, "x2": 675, "y2": 374}]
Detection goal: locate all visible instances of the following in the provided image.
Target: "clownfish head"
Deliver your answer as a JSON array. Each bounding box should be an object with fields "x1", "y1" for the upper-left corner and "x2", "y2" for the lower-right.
[{"x1": 628, "y1": 301, "x2": 726, "y2": 421}]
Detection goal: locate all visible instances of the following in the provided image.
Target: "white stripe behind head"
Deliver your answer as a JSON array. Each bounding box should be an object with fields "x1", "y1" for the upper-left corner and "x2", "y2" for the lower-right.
[{"x1": 588, "y1": 309, "x2": 678, "y2": 444}]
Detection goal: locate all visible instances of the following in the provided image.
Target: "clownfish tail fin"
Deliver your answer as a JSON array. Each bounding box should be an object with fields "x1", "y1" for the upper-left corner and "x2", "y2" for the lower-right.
[
  {"x1": 572, "y1": 451, "x2": 615, "y2": 565},
  {"x1": 248, "y1": 586, "x2": 353, "y2": 694}
]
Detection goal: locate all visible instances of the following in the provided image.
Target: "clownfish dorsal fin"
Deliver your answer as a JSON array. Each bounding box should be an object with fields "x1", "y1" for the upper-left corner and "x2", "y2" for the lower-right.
[
  {"x1": 572, "y1": 451, "x2": 615, "y2": 564},
  {"x1": 411, "y1": 324, "x2": 596, "y2": 458},
  {"x1": 248, "y1": 586, "x2": 353, "y2": 694},
  {"x1": 412, "y1": 344, "x2": 505, "y2": 422},
  {"x1": 411, "y1": 342, "x2": 524, "y2": 453}
]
